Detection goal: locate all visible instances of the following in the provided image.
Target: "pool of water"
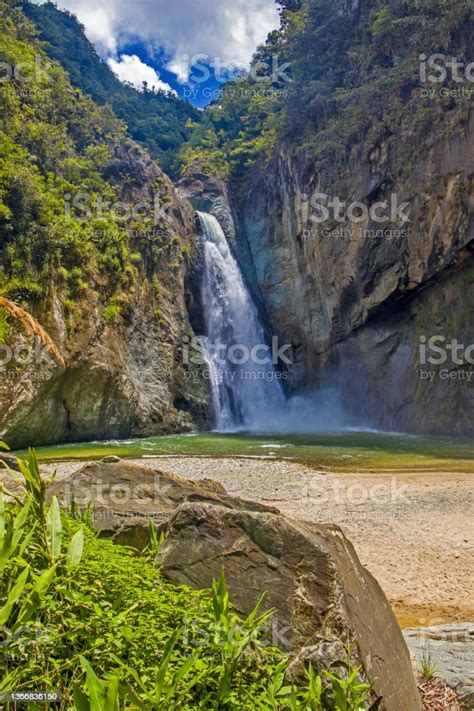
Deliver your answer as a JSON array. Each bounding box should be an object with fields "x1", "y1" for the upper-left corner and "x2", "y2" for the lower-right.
[{"x1": 19, "y1": 430, "x2": 474, "y2": 473}]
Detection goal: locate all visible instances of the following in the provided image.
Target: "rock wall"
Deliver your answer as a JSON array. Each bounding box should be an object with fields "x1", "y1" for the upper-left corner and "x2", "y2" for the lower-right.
[
  {"x1": 0, "y1": 141, "x2": 210, "y2": 449},
  {"x1": 233, "y1": 111, "x2": 474, "y2": 435}
]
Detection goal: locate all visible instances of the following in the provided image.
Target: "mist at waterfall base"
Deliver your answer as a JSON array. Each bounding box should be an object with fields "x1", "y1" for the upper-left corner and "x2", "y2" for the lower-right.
[{"x1": 198, "y1": 211, "x2": 348, "y2": 436}]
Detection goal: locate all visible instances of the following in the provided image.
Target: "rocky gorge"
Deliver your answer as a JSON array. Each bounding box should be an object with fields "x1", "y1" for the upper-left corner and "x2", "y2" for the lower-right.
[
  {"x1": 1, "y1": 0, "x2": 473, "y2": 708},
  {"x1": 1, "y1": 0, "x2": 473, "y2": 443}
]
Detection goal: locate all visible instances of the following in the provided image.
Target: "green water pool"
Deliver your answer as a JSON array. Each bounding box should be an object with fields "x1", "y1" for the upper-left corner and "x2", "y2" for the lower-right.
[{"x1": 17, "y1": 430, "x2": 474, "y2": 473}]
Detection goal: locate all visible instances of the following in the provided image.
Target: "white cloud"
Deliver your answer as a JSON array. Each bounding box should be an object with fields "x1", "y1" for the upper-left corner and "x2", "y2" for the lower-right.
[
  {"x1": 75, "y1": 7, "x2": 118, "y2": 55},
  {"x1": 107, "y1": 54, "x2": 177, "y2": 94},
  {"x1": 39, "y1": 0, "x2": 280, "y2": 85}
]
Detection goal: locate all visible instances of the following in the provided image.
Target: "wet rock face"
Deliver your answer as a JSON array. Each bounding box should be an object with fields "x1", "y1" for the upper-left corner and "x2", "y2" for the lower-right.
[
  {"x1": 0, "y1": 140, "x2": 210, "y2": 449},
  {"x1": 235, "y1": 112, "x2": 474, "y2": 434},
  {"x1": 48, "y1": 457, "x2": 421, "y2": 711},
  {"x1": 316, "y1": 252, "x2": 474, "y2": 436}
]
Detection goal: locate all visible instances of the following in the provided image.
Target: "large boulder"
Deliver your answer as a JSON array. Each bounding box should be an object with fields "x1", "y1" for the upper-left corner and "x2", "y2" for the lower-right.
[
  {"x1": 50, "y1": 458, "x2": 421, "y2": 710},
  {"x1": 48, "y1": 458, "x2": 276, "y2": 549},
  {"x1": 158, "y1": 502, "x2": 422, "y2": 711}
]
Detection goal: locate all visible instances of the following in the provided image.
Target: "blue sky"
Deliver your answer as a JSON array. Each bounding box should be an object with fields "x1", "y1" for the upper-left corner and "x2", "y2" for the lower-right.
[{"x1": 36, "y1": 0, "x2": 280, "y2": 107}]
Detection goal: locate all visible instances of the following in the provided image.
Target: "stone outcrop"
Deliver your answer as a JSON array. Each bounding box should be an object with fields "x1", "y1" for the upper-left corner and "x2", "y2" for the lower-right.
[
  {"x1": 158, "y1": 502, "x2": 421, "y2": 710},
  {"x1": 226, "y1": 111, "x2": 474, "y2": 436},
  {"x1": 0, "y1": 140, "x2": 210, "y2": 449},
  {"x1": 49, "y1": 458, "x2": 422, "y2": 711}
]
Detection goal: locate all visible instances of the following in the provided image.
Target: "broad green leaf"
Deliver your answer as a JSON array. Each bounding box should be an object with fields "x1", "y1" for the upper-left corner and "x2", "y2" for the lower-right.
[
  {"x1": 46, "y1": 496, "x2": 62, "y2": 560},
  {"x1": 16, "y1": 565, "x2": 57, "y2": 625},
  {"x1": 80, "y1": 656, "x2": 106, "y2": 711},
  {"x1": 67, "y1": 528, "x2": 84, "y2": 569},
  {"x1": 104, "y1": 677, "x2": 120, "y2": 711},
  {"x1": 0, "y1": 565, "x2": 30, "y2": 624},
  {"x1": 72, "y1": 685, "x2": 91, "y2": 711}
]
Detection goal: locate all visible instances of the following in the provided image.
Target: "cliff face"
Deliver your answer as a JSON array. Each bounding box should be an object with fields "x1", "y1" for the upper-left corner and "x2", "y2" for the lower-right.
[
  {"x1": 233, "y1": 111, "x2": 473, "y2": 435},
  {"x1": 0, "y1": 141, "x2": 209, "y2": 449}
]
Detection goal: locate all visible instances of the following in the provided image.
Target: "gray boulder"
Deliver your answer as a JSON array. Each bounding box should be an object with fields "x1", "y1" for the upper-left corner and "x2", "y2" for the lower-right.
[
  {"x1": 158, "y1": 502, "x2": 422, "y2": 711},
  {"x1": 48, "y1": 458, "x2": 276, "y2": 549}
]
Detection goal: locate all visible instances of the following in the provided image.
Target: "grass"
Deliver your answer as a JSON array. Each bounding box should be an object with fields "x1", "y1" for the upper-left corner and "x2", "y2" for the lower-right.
[{"x1": 421, "y1": 648, "x2": 437, "y2": 682}]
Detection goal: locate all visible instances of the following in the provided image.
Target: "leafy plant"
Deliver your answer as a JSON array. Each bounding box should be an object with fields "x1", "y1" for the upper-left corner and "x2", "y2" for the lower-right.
[{"x1": 323, "y1": 666, "x2": 373, "y2": 711}]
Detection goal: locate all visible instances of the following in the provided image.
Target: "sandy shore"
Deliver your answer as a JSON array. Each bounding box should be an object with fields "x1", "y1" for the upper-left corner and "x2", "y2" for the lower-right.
[{"x1": 48, "y1": 455, "x2": 474, "y2": 628}]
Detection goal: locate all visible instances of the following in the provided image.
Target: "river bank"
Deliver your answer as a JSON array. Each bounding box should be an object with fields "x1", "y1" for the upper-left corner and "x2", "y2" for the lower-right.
[{"x1": 45, "y1": 455, "x2": 473, "y2": 629}]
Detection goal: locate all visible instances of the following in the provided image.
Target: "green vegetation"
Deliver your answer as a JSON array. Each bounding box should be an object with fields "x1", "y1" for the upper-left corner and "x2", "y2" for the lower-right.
[
  {"x1": 420, "y1": 649, "x2": 437, "y2": 682},
  {"x1": 0, "y1": 0, "x2": 132, "y2": 304},
  {"x1": 0, "y1": 306, "x2": 10, "y2": 343},
  {"x1": 0, "y1": 0, "x2": 185, "y2": 328},
  {"x1": 0, "y1": 445, "x2": 373, "y2": 709},
  {"x1": 21, "y1": 0, "x2": 200, "y2": 180},
  {"x1": 181, "y1": 0, "x2": 473, "y2": 189}
]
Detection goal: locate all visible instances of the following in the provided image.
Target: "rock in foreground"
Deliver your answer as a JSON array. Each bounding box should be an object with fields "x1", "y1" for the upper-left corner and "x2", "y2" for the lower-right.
[{"x1": 51, "y1": 458, "x2": 421, "y2": 710}]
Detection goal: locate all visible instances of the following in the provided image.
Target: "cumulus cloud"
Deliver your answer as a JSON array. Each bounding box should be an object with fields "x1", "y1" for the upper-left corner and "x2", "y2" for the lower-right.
[
  {"x1": 37, "y1": 0, "x2": 280, "y2": 84},
  {"x1": 107, "y1": 54, "x2": 177, "y2": 94}
]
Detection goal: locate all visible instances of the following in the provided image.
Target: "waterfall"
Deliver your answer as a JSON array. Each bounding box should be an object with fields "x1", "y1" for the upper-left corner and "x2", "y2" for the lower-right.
[{"x1": 198, "y1": 212, "x2": 285, "y2": 431}]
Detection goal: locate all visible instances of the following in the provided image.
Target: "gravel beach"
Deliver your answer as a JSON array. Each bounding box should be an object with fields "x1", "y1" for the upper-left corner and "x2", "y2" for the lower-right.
[{"x1": 46, "y1": 455, "x2": 474, "y2": 628}]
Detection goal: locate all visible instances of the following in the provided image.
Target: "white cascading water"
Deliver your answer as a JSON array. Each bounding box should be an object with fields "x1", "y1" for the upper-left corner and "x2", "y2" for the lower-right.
[{"x1": 198, "y1": 212, "x2": 286, "y2": 431}]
